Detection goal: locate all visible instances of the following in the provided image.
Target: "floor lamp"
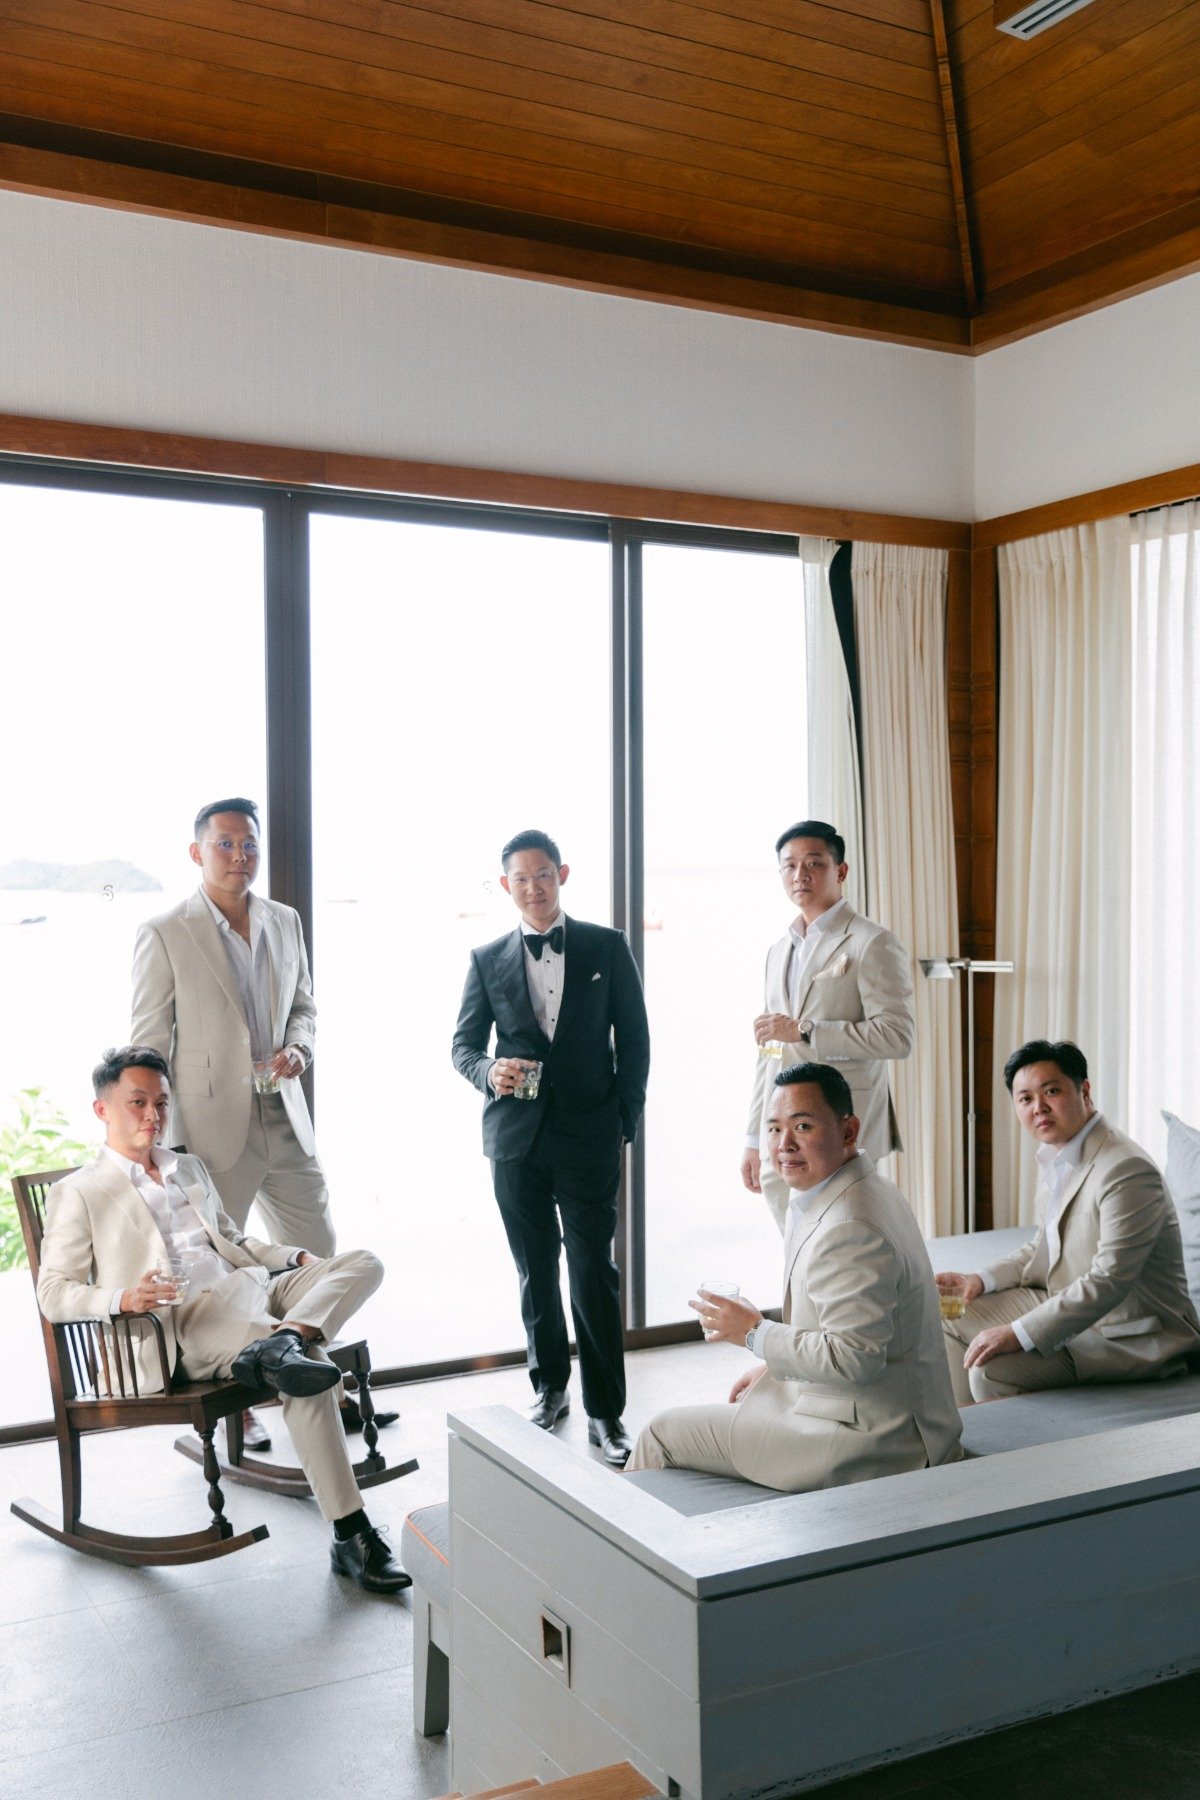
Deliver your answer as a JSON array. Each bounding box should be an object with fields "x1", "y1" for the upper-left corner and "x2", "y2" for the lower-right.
[{"x1": 919, "y1": 957, "x2": 1015, "y2": 1234}]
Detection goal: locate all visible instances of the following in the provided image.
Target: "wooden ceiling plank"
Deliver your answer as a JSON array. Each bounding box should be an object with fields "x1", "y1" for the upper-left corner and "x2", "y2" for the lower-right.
[
  {"x1": 0, "y1": 63, "x2": 963, "y2": 285},
  {"x1": 954, "y1": 0, "x2": 1191, "y2": 104},
  {"x1": 928, "y1": 0, "x2": 977, "y2": 309},
  {"x1": 0, "y1": 29, "x2": 959, "y2": 255},
  {"x1": 13, "y1": 0, "x2": 952, "y2": 166},
  {"x1": 60, "y1": 0, "x2": 956, "y2": 190},
  {"x1": 633, "y1": 0, "x2": 935, "y2": 66},
  {"x1": 967, "y1": 9, "x2": 1199, "y2": 170},
  {"x1": 975, "y1": 53, "x2": 1200, "y2": 195},
  {"x1": 93, "y1": 0, "x2": 945, "y2": 123}
]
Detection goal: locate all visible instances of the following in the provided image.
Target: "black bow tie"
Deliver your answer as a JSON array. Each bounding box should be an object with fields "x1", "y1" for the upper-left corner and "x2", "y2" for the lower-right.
[{"x1": 525, "y1": 925, "x2": 564, "y2": 960}]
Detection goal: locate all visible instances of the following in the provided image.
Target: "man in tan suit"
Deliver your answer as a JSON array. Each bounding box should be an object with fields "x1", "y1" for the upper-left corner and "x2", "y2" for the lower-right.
[
  {"x1": 742, "y1": 820, "x2": 914, "y2": 1231},
  {"x1": 37, "y1": 1046, "x2": 408, "y2": 1594},
  {"x1": 629, "y1": 1063, "x2": 962, "y2": 1492},
  {"x1": 131, "y1": 797, "x2": 333, "y2": 1257},
  {"x1": 938, "y1": 1038, "x2": 1200, "y2": 1404}
]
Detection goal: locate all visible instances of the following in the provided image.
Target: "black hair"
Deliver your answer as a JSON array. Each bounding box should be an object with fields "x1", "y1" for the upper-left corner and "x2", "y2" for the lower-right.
[
  {"x1": 774, "y1": 1061, "x2": 854, "y2": 1119},
  {"x1": 92, "y1": 1045, "x2": 171, "y2": 1098},
  {"x1": 774, "y1": 820, "x2": 846, "y2": 863},
  {"x1": 193, "y1": 797, "x2": 260, "y2": 840},
  {"x1": 501, "y1": 829, "x2": 563, "y2": 870},
  {"x1": 1003, "y1": 1038, "x2": 1089, "y2": 1092}
]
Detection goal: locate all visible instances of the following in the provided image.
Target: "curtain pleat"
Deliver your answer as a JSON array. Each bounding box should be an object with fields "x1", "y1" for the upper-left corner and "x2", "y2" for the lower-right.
[
  {"x1": 801, "y1": 538, "x2": 866, "y2": 911},
  {"x1": 852, "y1": 542, "x2": 962, "y2": 1236},
  {"x1": 993, "y1": 517, "x2": 1132, "y2": 1224}
]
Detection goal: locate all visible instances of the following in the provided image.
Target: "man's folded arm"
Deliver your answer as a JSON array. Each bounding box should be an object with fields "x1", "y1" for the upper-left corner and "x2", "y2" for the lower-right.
[{"x1": 758, "y1": 1221, "x2": 900, "y2": 1388}]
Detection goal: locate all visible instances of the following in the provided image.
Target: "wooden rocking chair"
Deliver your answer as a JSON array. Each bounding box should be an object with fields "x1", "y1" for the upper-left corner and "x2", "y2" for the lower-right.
[
  {"x1": 10, "y1": 1166, "x2": 417, "y2": 1563},
  {"x1": 10, "y1": 1167, "x2": 269, "y2": 1567}
]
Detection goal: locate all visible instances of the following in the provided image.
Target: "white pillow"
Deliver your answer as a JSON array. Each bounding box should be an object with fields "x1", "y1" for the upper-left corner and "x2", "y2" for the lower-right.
[{"x1": 1162, "y1": 1110, "x2": 1200, "y2": 1312}]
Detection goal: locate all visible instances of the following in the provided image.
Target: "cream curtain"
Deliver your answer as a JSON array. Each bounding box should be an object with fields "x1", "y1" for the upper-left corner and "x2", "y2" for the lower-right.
[
  {"x1": 801, "y1": 538, "x2": 865, "y2": 910},
  {"x1": 1128, "y1": 503, "x2": 1200, "y2": 1168},
  {"x1": 852, "y1": 542, "x2": 962, "y2": 1236},
  {"x1": 993, "y1": 517, "x2": 1132, "y2": 1224}
]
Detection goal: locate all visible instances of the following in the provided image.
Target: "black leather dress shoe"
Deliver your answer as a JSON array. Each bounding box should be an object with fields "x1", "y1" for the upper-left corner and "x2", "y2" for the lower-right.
[
  {"x1": 528, "y1": 1389, "x2": 570, "y2": 1430},
  {"x1": 231, "y1": 1330, "x2": 341, "y2": 1398},
  {"x1": 588, "y1": 1417, "x2": 633, "y2": 1467},
  {"x1": 339, "y1": 1394, "x2": 399, "y2": 1434},
  {"x1": 331, "y1": 1524, "x2": 412, "y2": 1595}
]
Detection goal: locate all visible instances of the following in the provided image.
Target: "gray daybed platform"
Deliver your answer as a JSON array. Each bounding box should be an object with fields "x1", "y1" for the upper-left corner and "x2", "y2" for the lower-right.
[{"x1": 405, "y1": 1225, "x2": 1200, "y2": 1798}]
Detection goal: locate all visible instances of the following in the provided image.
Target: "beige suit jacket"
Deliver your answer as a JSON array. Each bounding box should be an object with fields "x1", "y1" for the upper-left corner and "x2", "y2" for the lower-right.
[
  {"x1": 36, "y1": 1152, "x2": 305, "y2": 1394},
  {"x1": 729, "y1": 1154, "x2": 962, "y2": 1492},
  {"x1": 983, "y1": 1115, "x2": 1200, "y2": 1381},
  {"x1": 131, "y1": 890, "x2": 318, "y2": 1171},
  {"x1": 747, "y1": 906, "x2": 914, "y2": 1226}
]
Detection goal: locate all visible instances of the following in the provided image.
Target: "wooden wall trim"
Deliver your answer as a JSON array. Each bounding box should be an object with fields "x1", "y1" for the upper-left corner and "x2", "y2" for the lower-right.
[
  {"x1": 0, "y1": 138, "x2": 972, "y2": 355},
  {"x1": 974, "y1": 461, "x2": 1200, "y2": 548},
  {"x1": 0, "y1": 413, "x2": 972, "y2": 550}
]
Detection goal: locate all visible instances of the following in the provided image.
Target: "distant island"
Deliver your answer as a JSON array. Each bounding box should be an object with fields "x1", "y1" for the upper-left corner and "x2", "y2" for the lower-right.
[{"x1": 0, "y1": 858, "x2": 161, "y2": 894}]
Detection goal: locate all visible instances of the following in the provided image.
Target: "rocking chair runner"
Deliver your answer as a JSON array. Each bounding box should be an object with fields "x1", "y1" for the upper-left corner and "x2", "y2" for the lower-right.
[{"x1": 9, "y1": 1166, "x2": 416, "y2": 1567}]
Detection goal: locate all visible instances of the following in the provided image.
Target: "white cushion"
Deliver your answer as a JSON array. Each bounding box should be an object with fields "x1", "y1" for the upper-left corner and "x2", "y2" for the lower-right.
[{"x1": 1162, "y1": 1110, "x2": 1200, "y2": 1312}]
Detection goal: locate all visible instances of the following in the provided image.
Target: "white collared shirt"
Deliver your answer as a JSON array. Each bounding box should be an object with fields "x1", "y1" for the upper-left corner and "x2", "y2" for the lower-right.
[
  {"x1": 522, "y1": 909, "x2": 566, "y2": 1042},
  {"x1": 198, "y1": 886, "x2": 275, "y2": 1064},
  {"x1": 746, "y1": 1153, "x2": 861, "y2": 1355},
  {"x1": 102, "y1": 1144, "x2": 236, "y2": 1309},
  {"x1": 997, "y1": 1112, "x2": 1101, "y2": 1352},
  {"x1": 787, "y1": 898, "x2": 849, "y2": 1014}
]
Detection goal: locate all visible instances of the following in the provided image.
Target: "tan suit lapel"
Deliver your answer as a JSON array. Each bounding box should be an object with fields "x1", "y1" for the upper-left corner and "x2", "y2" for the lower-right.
[
  {"x1": 92, "y1": 1153, "x2": 170, "y2": 1259},
  {"x1": 183, "y1": 890, "x2": 245, "y2": 1018},
  {"x1": 1045, "y1": 1117, "x2": 1107, "y2": 1276},
  {"x1": 259, "y1": 904, "x2": 288, "y2": 1044},
  {"x1": 780, "y1": 1153, "x2": 872, "y2": 1314},
  {"x1": 792, "y1": 908, "x2": 854, "y2": 1021},
  {"x1": 175, "y1": 1168, "x2": 253, "y2": 1268}
]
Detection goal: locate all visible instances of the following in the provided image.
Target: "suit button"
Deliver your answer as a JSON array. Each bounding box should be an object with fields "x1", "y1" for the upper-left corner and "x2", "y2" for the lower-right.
[
  {"x1": 242, "y1": 1036, "x2": 250, "y2": 1047},
  {"x1": 242, "y1": 1076, "x2": 251, "y2": 1084}
]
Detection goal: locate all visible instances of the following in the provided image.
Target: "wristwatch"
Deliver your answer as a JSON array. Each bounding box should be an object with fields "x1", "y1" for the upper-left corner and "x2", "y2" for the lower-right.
[
  {"x1": 745, "y1": 1323, "x2": 760, "y2": 1352},
  {"x1": 799, "y1": 1021, "x2": 812, "y2": 1045}
]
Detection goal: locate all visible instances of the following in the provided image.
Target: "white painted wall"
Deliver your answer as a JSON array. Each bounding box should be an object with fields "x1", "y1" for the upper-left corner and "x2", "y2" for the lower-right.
[
  {"x1": 974, "y1": 274, "x2": 1200, "y2": 519},
  {"x1": 0, "y1": 189, "x2": 974, "y2": 520}
]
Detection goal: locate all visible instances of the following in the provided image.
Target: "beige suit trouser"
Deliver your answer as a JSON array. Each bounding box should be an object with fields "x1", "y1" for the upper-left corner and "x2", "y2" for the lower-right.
[
  {"x1": 175, "y1": 1249, "x2": 383, "y2": 1520},
  {"x1": 627, "y1": 1402, "x2": 742, "y2": 1478},
  {"x1": 941, "y1": 1286, "x2": 1078, "y2": 1405},
  {"x1": 210, "y1": 1091, "x2": 336, "y2": 1258}
]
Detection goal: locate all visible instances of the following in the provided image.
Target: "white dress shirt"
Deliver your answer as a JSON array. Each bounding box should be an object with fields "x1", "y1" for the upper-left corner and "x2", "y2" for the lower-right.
[
  {"x1": 198, "y1": 886, "x2": 276, "y2": 1064},
  {"x1": 521, "y1": 909, "x2": 566, "y2": 1043},
  {"x1": 744, "y1": 1156, "x2": 857, "y2": 1356},
  {"x1": 786, "y1": 898, "x2": 849, "y2": 1015},
  {"x1": 102, "y1": 1144, "x2": 240, "y2": 1310},
  {"x1": 986, "y1": 1112, "x2": 1101, "y2": 1353}
]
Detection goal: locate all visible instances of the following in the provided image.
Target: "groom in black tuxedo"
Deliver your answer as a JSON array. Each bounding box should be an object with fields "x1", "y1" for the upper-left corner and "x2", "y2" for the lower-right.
[{"x1": 452, "y1": 830, "x2": 650, "y2": 1466}]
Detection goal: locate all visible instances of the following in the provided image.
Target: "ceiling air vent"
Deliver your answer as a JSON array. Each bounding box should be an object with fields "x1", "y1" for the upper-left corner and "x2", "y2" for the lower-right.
[{"x1": 994, "y1": 0, "x2": 1097, "y2": 39}]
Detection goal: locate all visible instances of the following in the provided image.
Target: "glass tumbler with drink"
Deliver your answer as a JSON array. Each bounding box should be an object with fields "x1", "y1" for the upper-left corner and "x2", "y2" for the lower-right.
[
  {"x1": 512, "y1": 1060, "x2": 543, "y2": 1100},
  {"x1": 938, "y1": 1275, "x2": 968, "y2": 1321},
  {"x1": 153, "y1": 1256, "x2": 190, "y2": 1307},
  {"x1": 253, "y1": 1057, "x2": 281, "y2": 1095},
  {"x1": 696, "y1": 1282, "x2": 740, "y2": 1341}
]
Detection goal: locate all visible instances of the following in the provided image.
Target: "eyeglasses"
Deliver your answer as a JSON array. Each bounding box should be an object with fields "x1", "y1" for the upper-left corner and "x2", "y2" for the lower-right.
[{"x1": 507, "y1": 869, "x2": 557, "y2": 888}]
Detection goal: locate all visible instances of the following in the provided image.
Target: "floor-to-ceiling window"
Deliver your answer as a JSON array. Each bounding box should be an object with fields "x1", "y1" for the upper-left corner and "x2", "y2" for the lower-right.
[
  {"x1": 308, "y1": 508, "x2": 611, "y2": 1368},
  {"x1": 0, "y1": 475, "x2": 266, "y2": 1430}
]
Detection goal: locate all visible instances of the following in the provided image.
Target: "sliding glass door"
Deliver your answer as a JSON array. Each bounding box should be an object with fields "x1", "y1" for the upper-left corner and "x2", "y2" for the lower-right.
[
  {"x1": 638, "y1": 541, "x2": 808, "y2": 1326},
  {"x1": 308, "y1": 510, "x2": 611, "y2": 1368}
]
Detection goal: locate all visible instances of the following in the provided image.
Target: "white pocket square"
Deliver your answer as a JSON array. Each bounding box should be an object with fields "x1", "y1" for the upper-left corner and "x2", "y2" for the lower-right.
[
  {"x1": 814, "y1": 953, "x2": 850, "y2": 981},
  {"x1": 591, "y1": 971, "x2": 602, "y2": 981}
]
